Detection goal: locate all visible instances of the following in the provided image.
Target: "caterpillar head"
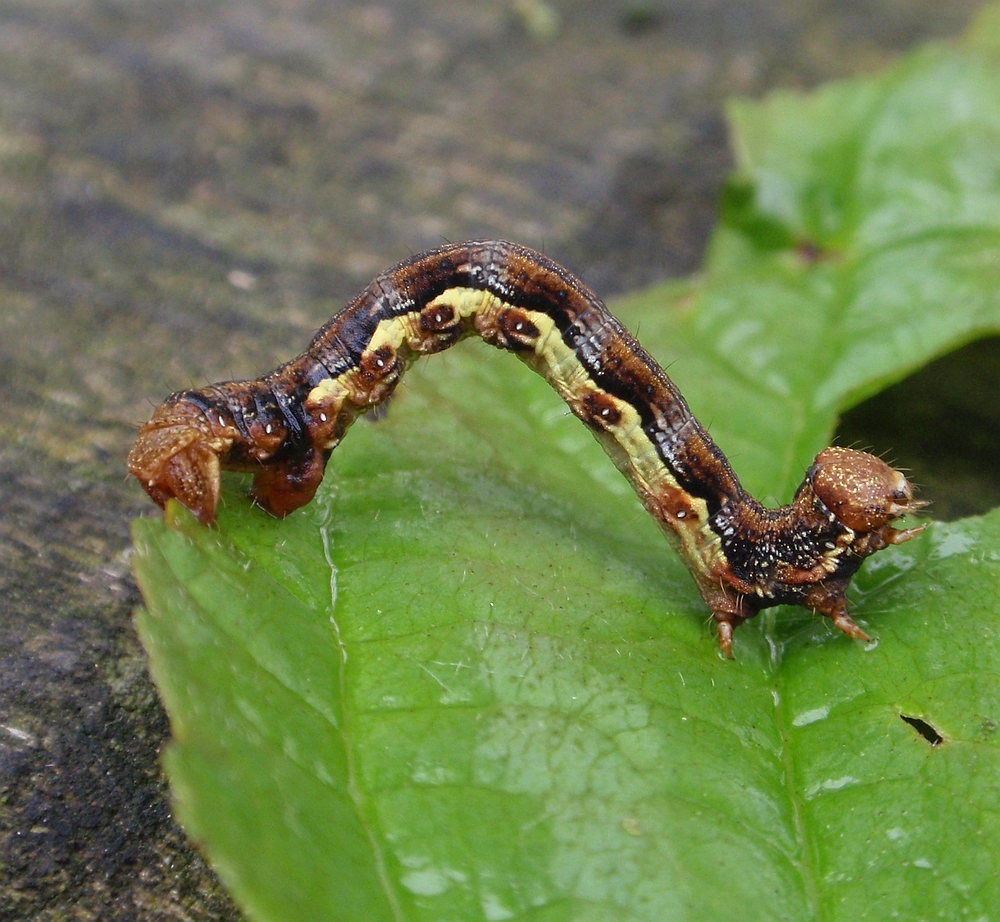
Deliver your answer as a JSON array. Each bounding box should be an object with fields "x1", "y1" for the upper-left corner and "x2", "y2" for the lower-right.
[{"x1": 807, "y1": 446, "x2": 925, "y2": 535}]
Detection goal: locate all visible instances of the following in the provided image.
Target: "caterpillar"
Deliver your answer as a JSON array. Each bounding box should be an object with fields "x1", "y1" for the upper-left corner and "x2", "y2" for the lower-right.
[{"x1": 128, "y1": 240, "x2": 926, "y2": 657}]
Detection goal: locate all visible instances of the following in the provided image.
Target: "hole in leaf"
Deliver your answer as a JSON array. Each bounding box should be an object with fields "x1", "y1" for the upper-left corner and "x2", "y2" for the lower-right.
[
  {"x1": 900, "y1": 714, "x2": 944, "y2": 746},
  {"x1": 837, "y1": 336, "x2": 1000, "y2": 520}
]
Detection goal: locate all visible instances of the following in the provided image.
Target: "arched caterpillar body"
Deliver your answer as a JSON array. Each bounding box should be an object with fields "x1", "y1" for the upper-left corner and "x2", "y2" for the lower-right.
[{"x1": 128, "y1": 240, "x2": 925, "y2": 657}]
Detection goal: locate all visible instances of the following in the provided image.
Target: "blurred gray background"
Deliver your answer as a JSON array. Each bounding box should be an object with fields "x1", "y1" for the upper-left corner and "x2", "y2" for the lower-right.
[{"x1": 0, "y1": 1, "x2": 992, "y2": 919}]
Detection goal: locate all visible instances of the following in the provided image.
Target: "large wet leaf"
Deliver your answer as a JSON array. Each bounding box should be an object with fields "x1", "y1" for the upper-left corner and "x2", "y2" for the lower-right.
[{"x1": 132, "y1": 13, "x2": 1000, "y2": 922}]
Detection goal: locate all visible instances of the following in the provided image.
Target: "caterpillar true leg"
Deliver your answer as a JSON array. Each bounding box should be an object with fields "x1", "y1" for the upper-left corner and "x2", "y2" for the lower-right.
[{"x1": 129, "y1": 240, "x2": 925, "y2": 657}]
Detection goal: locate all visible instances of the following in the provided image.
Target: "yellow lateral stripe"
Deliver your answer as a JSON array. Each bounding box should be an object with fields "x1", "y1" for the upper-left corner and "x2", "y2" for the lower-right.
[
  {"x1": 307, "y1": 284, "x2": 723, "y2": 575},
  {"x1": 305, "y1": 288, "x2": 721, "y2": 573},
  {"x1": 426, "y1": 286, "x2": 502, "y2": 320}
]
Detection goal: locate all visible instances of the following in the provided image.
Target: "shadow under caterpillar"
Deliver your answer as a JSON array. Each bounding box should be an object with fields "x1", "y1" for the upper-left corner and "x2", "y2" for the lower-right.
[{"x1": 128, "y1": 240, "x2": 925, "y2": 657}]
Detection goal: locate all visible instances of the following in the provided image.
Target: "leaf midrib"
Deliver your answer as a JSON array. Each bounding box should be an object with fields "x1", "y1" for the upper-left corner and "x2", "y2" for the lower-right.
[{"x1": 320, "y1": 497, "x2": 408, "y2": 922}]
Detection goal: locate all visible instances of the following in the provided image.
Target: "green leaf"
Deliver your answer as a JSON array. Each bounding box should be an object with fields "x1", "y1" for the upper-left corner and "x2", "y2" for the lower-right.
[{"x1": 132, "y1": 13, "x2": 1000, "y2": 922}]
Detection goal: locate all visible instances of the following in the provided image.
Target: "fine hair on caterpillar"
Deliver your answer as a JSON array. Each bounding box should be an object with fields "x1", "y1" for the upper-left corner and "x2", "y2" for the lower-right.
[{"x1": 128, "y1": 240, "x2": 926, "y2": 657}]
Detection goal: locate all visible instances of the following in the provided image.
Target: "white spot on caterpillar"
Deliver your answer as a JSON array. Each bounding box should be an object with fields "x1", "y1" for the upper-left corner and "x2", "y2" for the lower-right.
[
  {"x1": 320, "y1": 413, "x2": 328, "y2": 422},
  {"x1": 265, "y1": 423, "x2": 273, "y2": 434}
]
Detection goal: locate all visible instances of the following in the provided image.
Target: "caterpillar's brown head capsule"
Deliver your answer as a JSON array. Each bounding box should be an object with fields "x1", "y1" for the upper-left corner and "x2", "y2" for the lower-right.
[{"x1": 808, "y1": 446, "x2": 925, "y2": 533}]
